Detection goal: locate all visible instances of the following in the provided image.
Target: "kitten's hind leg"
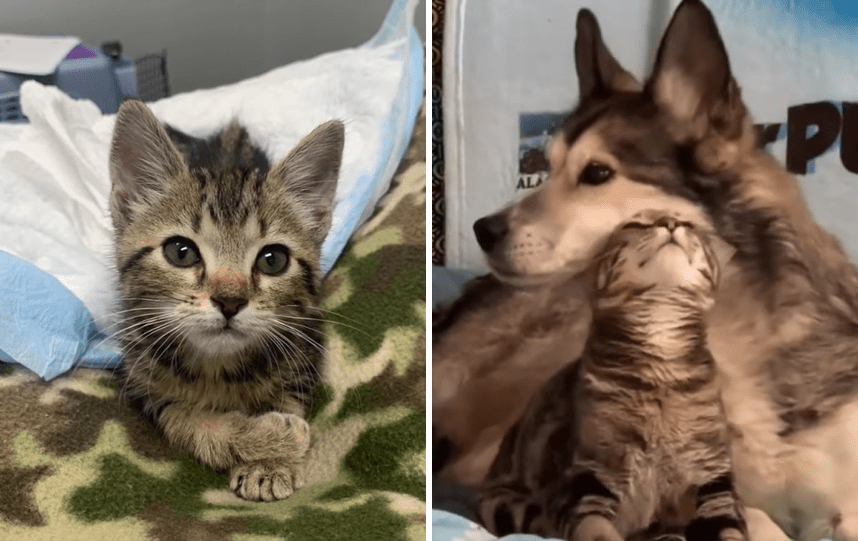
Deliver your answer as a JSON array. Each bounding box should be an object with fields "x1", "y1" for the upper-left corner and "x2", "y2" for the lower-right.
[
  {"x1": 686, "y1": 474, "x2": 748, "y2": 541},
  {"x1": 158, "y1": 405, "x2": 312, "y2": 501}
]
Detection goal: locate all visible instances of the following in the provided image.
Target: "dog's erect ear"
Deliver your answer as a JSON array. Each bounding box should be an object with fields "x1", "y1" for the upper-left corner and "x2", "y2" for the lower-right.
[
  {"x1": 648, "y1": 0, "x2": 746, "y2": 142},
  {"x1": 575, "y1": 9, "x2": 640, "y2": 100}
]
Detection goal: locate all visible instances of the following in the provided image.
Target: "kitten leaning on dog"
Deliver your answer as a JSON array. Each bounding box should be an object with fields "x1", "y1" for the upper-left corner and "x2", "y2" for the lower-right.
[
  {"x1": 109, "y1": 99, "x2": 344, "y2": 502},
  {"x1": 435, "y1": 1, "x2": 858, "y2": 540},
  {"x1": 479, "y1": 211, "x2": 745, "y2": 541}
]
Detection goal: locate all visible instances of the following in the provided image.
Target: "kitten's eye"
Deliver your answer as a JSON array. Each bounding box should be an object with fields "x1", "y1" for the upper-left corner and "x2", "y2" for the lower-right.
[
  {"x1": 162, "y1": 237, "x2": 201, "y2": 268},
  {"x1": 579, "y1": 162, "x2": 614, "y2": 186},
  {"x1": 256, "y1": 244, "x2": 290, "y2": 275}
]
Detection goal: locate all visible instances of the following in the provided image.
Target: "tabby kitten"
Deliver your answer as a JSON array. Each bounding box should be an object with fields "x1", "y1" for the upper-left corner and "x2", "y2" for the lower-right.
[
  {"x1": 479, "y1": 211, "x2": 746, "y2": 541},
  {"x1": 109, "y1": 99, "x2": 344, "y2": 502}
]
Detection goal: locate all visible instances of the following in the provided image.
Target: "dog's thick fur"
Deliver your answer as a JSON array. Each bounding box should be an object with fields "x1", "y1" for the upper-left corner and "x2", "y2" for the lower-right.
[{"x1": 433, "y1": 2, "x2": 858, "y2": 540}]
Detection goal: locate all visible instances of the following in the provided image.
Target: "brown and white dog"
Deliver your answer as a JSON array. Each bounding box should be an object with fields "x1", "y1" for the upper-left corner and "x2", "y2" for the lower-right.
[{"x1": 433, "y1": 1, "x2": 858, "y2": 540}]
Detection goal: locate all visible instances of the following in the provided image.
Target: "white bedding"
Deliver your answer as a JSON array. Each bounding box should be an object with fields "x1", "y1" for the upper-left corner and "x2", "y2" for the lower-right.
[{"x1": 0, "y1": 0, "x2": 423, "y2": 379}]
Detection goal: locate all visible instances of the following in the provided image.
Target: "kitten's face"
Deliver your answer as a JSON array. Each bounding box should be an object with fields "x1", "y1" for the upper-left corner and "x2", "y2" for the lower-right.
[
  {"x1": 595, "y1": 210, "x2": 724, "y2": 302},
  {"x1": 118, "y1": 184, "x2": 321, "y2": 357},
  {"x1": 110, "y1": 100, "x2": 344, "y2": 365}
]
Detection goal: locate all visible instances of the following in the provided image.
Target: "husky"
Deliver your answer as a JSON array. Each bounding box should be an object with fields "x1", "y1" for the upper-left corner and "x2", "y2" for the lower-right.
[{"x1": 434, "y1": 1, "x2": 858, "y2": 540}]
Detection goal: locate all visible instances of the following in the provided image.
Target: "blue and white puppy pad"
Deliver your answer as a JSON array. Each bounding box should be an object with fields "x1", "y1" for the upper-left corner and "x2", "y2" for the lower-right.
[
  {"x1": 432, "y1": 510, "x2": 565, "y2": 541},
  {"x1": 0, "y1": 0, "x2": 423, "y2": 380}
]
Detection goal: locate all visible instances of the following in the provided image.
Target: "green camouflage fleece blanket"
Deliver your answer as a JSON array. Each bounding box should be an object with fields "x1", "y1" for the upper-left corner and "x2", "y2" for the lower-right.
[{"x1": 0, "y1": 102, "x2": 426, "y2": 541}]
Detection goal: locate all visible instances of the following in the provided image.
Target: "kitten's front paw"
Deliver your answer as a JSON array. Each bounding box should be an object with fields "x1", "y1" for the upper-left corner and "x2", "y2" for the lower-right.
[
  {"x1": 572, "y1": 515, "x2": 625, "y2": 541},
  {"x1": 718, "y1": 527, "x2": 747, "y2": 541},
  {"x1": 261, "y1": 412, "x2": 311, "y2": 446},
  {"x1": 229, "y1": 458, "x2": 305, "y2": 502},
  {"x1": 245, "y1": 412, "x2": 312, "y2": 459}
]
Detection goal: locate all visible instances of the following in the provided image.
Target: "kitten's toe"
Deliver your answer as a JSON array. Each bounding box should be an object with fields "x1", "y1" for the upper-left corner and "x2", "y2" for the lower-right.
[
  {"x1": 258, "y1": 412, "x2": 311, "y2": 453},
  {"x1": 230, "y1": 459, "x2": 299, "y2": 502}
]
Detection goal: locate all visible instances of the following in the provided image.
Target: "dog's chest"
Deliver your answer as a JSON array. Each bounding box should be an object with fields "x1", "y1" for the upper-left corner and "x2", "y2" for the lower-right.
[{"x1": 704, "y1": 277, "x2": 858, "y2": 539}]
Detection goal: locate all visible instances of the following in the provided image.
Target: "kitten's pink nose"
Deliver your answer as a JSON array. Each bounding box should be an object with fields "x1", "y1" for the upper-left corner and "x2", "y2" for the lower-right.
[
  {"x1": 211, "y1": 295, "x2": 247, "y2": 320},
  {"x1": 655, "y1": 216, "x2": 680, "y2": 232},
  {"x1": 210, "y1": 270, "x2": 249, "y2": 319},
  {"x1": 211, "y1": 270, "x2": 248, "y2": 294}
]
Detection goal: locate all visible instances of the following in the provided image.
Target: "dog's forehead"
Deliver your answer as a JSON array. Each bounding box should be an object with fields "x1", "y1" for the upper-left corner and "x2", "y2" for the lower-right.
[
  {"x1": 559, "y1": 93, "x2": 659, "y2": 145},
  {"x1": 546, "y1": 94, "x2": 700, "y2": 207}
]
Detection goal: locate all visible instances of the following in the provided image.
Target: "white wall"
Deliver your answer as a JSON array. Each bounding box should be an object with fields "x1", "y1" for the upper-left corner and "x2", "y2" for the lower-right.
[{"x1": 1, "y1": 0, "x2": 426, "y2": 94}]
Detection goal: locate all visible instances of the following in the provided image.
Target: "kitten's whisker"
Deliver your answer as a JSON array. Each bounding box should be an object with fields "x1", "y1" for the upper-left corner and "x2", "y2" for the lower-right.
[
  {"x1": 258, "y1": 336, "x2": 296, "y2": 402},
  {"x1": 312, "y1": 306, "x2": 367, "y2": 325},
  {"x1": 278, "y1": 312, "x2": 378, "y2": 343},
  {"x1": 117, "y1": 319, "x2": 184, "y2": 350},
  {"x1": 108, "y1": 314, "x2": 178, "y2": 338},
  {"x1": 267, "y1": 320, "x2": 328, "y2": 357},
  {"x1": 258, "y1": 327, "x2": 322, "y2": 385},
  {"x1": 264, "y1": 325, "x2": 368, "y2": 416}
]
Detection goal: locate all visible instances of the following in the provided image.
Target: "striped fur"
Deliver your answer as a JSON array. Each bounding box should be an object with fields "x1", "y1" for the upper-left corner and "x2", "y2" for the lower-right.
[
  {"x1": 479, "y1": 215, "x2": 746, "y2": 541},
  {"x1": 109, "y1": 99, "x2": 344, "y2": 501}
]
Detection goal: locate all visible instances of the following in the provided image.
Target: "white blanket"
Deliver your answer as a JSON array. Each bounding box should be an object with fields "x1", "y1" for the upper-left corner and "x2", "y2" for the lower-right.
[{"x1": 0, "y1": 0, "x2": 423, "y2": 379}]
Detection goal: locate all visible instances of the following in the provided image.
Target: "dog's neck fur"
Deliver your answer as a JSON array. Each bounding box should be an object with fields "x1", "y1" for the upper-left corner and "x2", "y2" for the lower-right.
[{"x1": 697, "y1": 147, "x2": 858, "y2": 320}]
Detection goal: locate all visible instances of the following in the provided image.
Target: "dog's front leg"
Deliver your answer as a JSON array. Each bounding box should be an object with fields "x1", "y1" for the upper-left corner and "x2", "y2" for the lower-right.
[{"x1": 744, "y1": 507, "x2": 794, "y2": 541}]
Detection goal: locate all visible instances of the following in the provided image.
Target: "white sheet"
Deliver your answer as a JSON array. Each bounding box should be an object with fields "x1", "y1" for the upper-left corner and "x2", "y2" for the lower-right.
[{"x1": 0, "y1": 0, "x2": 423, "y2": 379}]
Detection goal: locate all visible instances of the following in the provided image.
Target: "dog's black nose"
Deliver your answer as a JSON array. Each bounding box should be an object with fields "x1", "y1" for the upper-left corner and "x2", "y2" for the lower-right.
[{"x1": 473, "y1": 214, "x2": 508, "y2": 252}]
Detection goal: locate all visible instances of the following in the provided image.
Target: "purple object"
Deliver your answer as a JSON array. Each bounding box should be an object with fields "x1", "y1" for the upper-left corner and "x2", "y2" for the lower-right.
[{"x1": 64, "y1": 44, "x2": 96, "y2": 60}]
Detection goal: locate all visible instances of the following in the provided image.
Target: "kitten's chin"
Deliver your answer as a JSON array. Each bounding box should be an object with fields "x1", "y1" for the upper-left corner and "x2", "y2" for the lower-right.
[{"x1": 187, "y1": 328, "x2": 252, "y2": 357}]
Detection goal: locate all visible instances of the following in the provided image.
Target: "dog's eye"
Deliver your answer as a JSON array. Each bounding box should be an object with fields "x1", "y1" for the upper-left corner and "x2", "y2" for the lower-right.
[{"x1": 579, "y1": 162, "x2": 614, "y2": 186}]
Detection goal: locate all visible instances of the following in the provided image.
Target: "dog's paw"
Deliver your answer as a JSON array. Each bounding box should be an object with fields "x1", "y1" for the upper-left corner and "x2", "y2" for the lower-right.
[
  {"x1": 744, "y1": 508, "x2": 794, "y2": 541},
  {"x1": 229, "y1": 458, "x2": 304, "y2": 502}
]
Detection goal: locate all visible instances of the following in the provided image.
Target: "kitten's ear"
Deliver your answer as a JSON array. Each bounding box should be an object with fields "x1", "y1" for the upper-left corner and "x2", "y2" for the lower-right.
[
  {"x1": 648, "y1": 0, "x2": 746, "y2": 143},
  {"x1": 594, "y1": 244, "x2": 621, "y2": 292},
  {"x1": 269, "y1": 120, "x2": 345, "y2": 243},
  {"x1": 709, "y1": 234, "x2": 737, "y2": 271},
  {"x1": 109, "y1": 100, "x2": 185, "y2": 224},
  {"x1": 575, "y1": 9, "x2": 640, "y2": 100}
]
